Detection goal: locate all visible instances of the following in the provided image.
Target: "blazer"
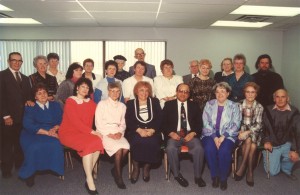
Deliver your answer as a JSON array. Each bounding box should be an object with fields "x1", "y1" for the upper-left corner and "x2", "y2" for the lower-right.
[
  {"x1": 0, "y1": 68, "x2": 32, "y2": 123},
  {"x1": 129, "y1": 63, "x2": 156, "y2": 79},
  {"x1": 162, "y1": 99, "x2": 202, "y2": 139},
  {"x1": 182, "y1": 74, "x2": 192, "y2": 84}
]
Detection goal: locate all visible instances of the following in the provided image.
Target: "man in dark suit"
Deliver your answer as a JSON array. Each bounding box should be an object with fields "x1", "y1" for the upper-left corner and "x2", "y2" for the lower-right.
[
  {"x1": 0, "y1": 52, "x2": 33, "y2": 178},
  {"x1": 162, "y1": 83, "x2": 206, "y2": 187},
  {"x1": 182, "y1": 60, "x2": 199, "y2": 84},
  {"x1": 129, "y1": 48, "x2": 156, "y2": 79}
]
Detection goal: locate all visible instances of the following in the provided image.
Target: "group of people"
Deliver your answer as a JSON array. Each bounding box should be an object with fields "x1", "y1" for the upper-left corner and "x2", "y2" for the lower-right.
[{"x1": 0, "y1": 48, "x2": 299, "y2": 194}]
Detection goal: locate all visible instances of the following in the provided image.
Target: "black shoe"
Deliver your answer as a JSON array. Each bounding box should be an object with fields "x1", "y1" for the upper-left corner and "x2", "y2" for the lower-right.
[
  {"x1": 195, "y1": 177, "x2": 206, "y2": 187},
  {"x1": 285, "y1": 173, "x2": 298, "y2": 181},
  {"x1": 234, "y1": 173, "x2": 244, "y2": 181},
  {"x1": 212, "y1": 177, "x2": 219, "y2": 188},
  {"x1": 111, "y1": 168, "x2": 126, "y2": 189},
  {"x1": 25, "y1": 175, "x2": 35, "y2": 187},
  {"x1": 220, "y1": 181, "x2": 227, "y2": 191},
  {"x1": 85, "y1": 182, "x2": 99, "y2": 195},
  {"x1": 143, "y1": 176, "x2": 150, "y2": 182},
  {"x1": 2, "y1": 172, "x2": 12, "y2": 179},
  {"x1": 130, "y1": 167, "x2": 140, "y2": 184},
  {"x1": 246, "y1": 180, "x2": 254, "y2": 187},
  {"x1": 174, "y1": 174, "x2": 189, "y2": 187}
]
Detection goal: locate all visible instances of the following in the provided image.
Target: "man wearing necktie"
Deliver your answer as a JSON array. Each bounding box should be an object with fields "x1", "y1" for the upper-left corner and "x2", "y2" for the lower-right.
[
  {"x1": 182, "y1": 60, "x2": 199, "y2": 84},
  {"x1": 0, "y1": 52, "x2": 33, "y2": 178},
  {"x1": 162, "y1": 83, "x2": 206, "y2": 187}
]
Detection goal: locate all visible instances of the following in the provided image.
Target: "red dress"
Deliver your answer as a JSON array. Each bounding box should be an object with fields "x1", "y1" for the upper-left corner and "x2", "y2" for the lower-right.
[{"x1": 59, "y1": 96, "x2": 104, "y2": 157}]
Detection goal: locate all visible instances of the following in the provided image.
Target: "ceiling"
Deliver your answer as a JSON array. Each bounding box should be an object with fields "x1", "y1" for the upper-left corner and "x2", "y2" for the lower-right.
[{"x1": 0, "y1": 0, "x2": 300, "y2": 30}]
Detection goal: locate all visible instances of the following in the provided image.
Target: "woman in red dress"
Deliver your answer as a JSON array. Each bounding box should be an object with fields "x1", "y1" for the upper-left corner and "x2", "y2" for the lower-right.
[{"x1": 59, "y1": 77, "x2": 103, "y2": 195}]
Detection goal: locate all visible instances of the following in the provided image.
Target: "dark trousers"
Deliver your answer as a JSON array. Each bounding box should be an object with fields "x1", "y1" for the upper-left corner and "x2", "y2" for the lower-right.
[
  {"x1": 202, "y1": 136, "x2": 235, "y2": 182},
  {"x1": 1, "y1": 123, "x2": 23, "y2": 175}
]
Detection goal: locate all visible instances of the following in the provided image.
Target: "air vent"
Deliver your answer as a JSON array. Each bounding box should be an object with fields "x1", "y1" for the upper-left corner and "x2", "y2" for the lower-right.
[
  {"x1": 236, "y1": 15, "x2": 272, "y2": 22},
  {"x1": 0, "y1": 12, "x2": 12, "y2": 18}
]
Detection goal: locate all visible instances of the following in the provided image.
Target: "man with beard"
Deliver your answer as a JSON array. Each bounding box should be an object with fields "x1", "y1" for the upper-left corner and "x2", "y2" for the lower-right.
[{"x1": 252, "y1": 54, "x2": 284, "y2": 107}]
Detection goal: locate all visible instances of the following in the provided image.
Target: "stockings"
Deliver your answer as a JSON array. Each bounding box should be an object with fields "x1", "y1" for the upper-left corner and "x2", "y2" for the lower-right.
[
  {"x1": 114, "y1": 149, "x2": 128, "y2": 181},
  {"x1": 236, "y1": 138, "x2": 257, "y2": 182},
  {"x1": 131, "y1": 160, "x2": 140, "y2": 179},
  {"x1": 82, "y1": 151, "x2": 100, "y2": 191}
]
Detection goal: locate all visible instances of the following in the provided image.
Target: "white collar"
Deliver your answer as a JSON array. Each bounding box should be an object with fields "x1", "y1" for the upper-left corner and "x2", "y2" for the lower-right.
[
  {"x1": 36, "y1": 101, "x2": 49, "y2": 110},
  {"x1": 70, "y1": 96, "x2": 90, "y2": 104}
]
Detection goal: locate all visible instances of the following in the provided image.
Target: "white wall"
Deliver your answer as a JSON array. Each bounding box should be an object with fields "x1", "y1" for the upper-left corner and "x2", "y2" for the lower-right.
[
  {"x1": 282, "y1": 25, "x2": 300, "y2": 109},
  {"x1": 0, "y1": 27, "x2": 283, "y2": 76}
]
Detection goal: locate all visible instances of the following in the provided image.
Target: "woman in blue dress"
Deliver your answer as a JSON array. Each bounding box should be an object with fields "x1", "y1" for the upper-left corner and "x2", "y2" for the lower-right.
[{"x1": 19, "y1": 83, "x2": 63, "y2": 187}]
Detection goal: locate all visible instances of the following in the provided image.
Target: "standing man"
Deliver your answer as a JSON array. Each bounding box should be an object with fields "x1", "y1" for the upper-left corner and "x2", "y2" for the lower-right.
[
  {"x1": 262, "y1": 89, "x2": 300, "y2": 180},
  {"x1": 252, "y1": 54, "x2": 284, "y2": 107},
  {"x1": 182, "y1": 60, "x2": 199, "y2": 84},
  {"x1": 0, "y1": 52, "x2": 33, "y2": 178},
  {"x1": 129, "y1": 48, "x2": 156, "y2": 79},
  {"x1": 162, "y1": 83, "x2": 206, "y2": 188}
]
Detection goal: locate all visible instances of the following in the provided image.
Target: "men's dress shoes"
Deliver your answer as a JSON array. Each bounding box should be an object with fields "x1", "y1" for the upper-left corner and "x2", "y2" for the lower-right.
[
  {"x1": 174, "y1": 174, "x2": 189, "y2": 187},
  {"x1": 212, "y1": 177, "x2": 219, "y2": 188},
  {"x1": 220, "y1": 181, "x2": 227, "y2": 191},
  {"x1": 2, "y1": 172, "x2": 12, "y2": 179},
  {"x1": 85, "y1": 182, "x2": 99, "y2": 195},
  {"x1": 195, "y1": 177, "x2": 206, "y2": 187},
  {"x1": 25, "y1": 175, "x2": 35, "y2": 187}
]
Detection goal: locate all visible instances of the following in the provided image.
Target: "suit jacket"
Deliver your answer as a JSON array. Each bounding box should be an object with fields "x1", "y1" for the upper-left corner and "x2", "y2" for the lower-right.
[
  {"x1": 183, "y1": 74, "x2": 192, "y2": 84},
  {"x1": 129, "y1": 63, "x2": 156, "y2": 79},
  {"x1": 0, "y1": 68, "x2": 32, "y2": 123},
  {"x1": 162, "y1": 99, "x2": 202, "y2": 139}
]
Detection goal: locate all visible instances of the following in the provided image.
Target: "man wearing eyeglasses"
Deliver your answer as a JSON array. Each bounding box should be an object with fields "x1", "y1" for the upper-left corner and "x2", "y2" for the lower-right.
[
  {"x1": 0, "y1": 52, "x2": 33, "y2": 178},
  {"x1": 128, "y1": 48, "x2": 156, "y2": 79},
  {"x1": 162, "y1": 83, "x2": 206, "y2": 188},
  {"x1": 183, "y1": 60, "x2": 199, "y2": 84}
]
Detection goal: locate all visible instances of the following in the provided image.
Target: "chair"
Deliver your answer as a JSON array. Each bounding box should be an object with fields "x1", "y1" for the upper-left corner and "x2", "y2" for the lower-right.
[{"x1": 64, "y1": 146, "x2": 74, "y2": 169}]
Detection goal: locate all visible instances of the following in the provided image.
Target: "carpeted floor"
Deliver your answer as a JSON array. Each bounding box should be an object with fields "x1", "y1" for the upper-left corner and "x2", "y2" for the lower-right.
[{"x1": 1, "y1": 152, "x2": 300, "y2": 195}]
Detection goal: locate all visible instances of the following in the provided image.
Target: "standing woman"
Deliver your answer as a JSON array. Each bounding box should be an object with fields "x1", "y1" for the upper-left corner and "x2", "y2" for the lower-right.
[
  {"x1": 189, "y1": 59, "x2": 216, "y2": 112},
  {"x1": 59, "y1": 78, "x2": 103, "y2": 195},
  {"x1": 19, "y1": 83, "x2": 63, "y2": 187},
  {"x1": 95, "y1": 82, "x2": 129, "y2": 189},
  {"x1": 94, "y1": 60, "x2": 123, "y2": 104},
  {"x1": 154, "y1": 59, "x2": 183, "y2": 108},
  {"x1": 55, "y1": 62, "x2": 83, "y2": 109},
  {"x1": 29, "y1": 55, "x2": 58, "y2": 101},
  {"x1": 114, "y1": 55, "x2": 131, "y2": 81},
  {"x1": 82, "y1": 58, "x2": 102, "y2": 90},
  {"x1": 235, "y1": 82, "x2": 263, "y2": 187},
  {"x1": 214, "y1": 58, "x2": 234, "y2": 83},
  {"x1": 125, "y1": 81, "x2": 162, "y2": 183},
  {"x1": 47, "y1": 53, "x2": 65, "y2": 85},
  {"x1": 226, "y1": 54, "x2": 253, "y2": 102},
  {"x1": 202, "y1": 82, "x2": 241, "y2": 191}
]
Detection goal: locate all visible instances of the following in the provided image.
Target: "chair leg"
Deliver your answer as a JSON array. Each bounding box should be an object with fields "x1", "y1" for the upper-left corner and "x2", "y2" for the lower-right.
[
  {"x1": 257, "y1": 151, "x2": 262, "y2": 167},
  {"x1": 128, "y1": 151, "x2": 131, "y2": 180},
  {"x1": 68, "y1": 151, "x2": 73, "y2": 169},
  {"x1": 266, "y1": 151, "x2": 270, "y2": 179},
  {"x1": 164, "y1": 152, "x2": 168, "y2": 180}
]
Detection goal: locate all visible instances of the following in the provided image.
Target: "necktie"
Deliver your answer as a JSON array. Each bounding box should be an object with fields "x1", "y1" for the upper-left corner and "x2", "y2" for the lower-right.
[
  {"x1": 15, "y1": 72, "x2": 22, "y2": 88},
  {"x1": 194, "y1": 74, "x2": 197, "y2": 78},
  {"x1": 180, "y1": 102, "x2": 187, "y2": 138},
  {"x1": 44, "y1": 105, "x2": 48, "y2": 110}
]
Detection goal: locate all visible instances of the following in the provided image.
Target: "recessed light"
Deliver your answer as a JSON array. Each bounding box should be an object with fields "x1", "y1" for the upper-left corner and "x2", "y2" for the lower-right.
[
  {"x1": 211, "y1": 20, "x2": 272, "y2": 28},
  {"x1": 0, "y1": 18, "x2": 41, "y2": 24},
  {"x1": 231, "y1": 5, "x2": 300, "y2": 17},
  {"x1": 0, "y1": 4, "x2": 13, "y2": 11}
]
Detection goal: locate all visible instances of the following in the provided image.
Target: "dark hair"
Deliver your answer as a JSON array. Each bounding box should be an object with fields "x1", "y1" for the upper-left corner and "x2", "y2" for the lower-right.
[
  {"x1": 65, "y1": 62, "x2": 83, "y2": 79},
  {"x1": 83, "y1": 58, "x2": 94, "y2": 67},
  {"x1": 73, "y1": 77, "x2": 94, "y2": 98},
  {"x1": 233, "y1": 53, "x2": 246, "y2": 65},
  {"x1": 8, "y1": 52, "x2": 22, "y2": 60},
  {"x1": 176, "y1": 83, "x2": 190, "y2": 92},
  {"x1": 255, "y1": 54, "x2": 273, "y2": 69},
  {"x1": 47, "y1": 53, "x2": 59, "y2": 61},
  {"x1": 133, "y1": 81, "x2": 153, "y2": 98},
  {"x1": 160, "y1": 59, "x2": 174, "y2": 71},
  {"x1": 104, "y1": 60, "x2": 118, "y2": 70},
  {"x1": 133, "y1": 61, "x2": 147, "y2": 75},
  {"x1": 32, "y1": 82, "x2": 48, "y2": 96},
  {"x1": 113, "y1": 55, "x2": 127, "y2": 61}
]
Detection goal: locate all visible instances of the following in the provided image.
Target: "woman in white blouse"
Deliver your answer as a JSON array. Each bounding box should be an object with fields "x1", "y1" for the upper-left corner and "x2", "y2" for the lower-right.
[
  {"x1": 154, "y1": 59, "x2": 183, "y2": 108},
  {"x1": 95, "y1": 82, "x2": 129, "y2": 189}
]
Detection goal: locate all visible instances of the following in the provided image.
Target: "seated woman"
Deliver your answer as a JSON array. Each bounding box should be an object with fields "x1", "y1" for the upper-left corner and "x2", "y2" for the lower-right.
[
  {"x1": 202, "y1": 82, "x2": 241, "y2": 191},
  {"x1": 19, "y1": 83, "x2": 63, "y2": 187},
  {"x1": 154, "y1": 59, "x2": 183, "y2": 108},
  {"x1": 29, "y1": 55, "x2": 58, "y2": 100},
  {"x1": 214, "y1": 57, "x2": 234, "y2": 83},
  {"x1": 235, "y1": 82, "x2": 263, "y2": 187},
  {"x1": 59, "y1": 78, "x2": 103, "y2": 195},
  {"x1": 55, "y1": 62, "x2": 83, "y2": 109},
  {"x1": 95, "y1": 82, "x2": 129, "y2": 189},
  {"x1": 94, "y1": 60, "x2": 123, "y2": 103},
  {"x1": 125, "y1": 81, "x2": 162, "y2": 183}
]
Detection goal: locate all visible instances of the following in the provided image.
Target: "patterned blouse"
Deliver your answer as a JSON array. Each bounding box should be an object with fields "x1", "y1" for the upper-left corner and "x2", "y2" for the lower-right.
[
  {"x1": 239, "y1": 99, "x2": 264, "y2": 145},
  {"x1": 189, "y1": 77, "x2": 216, "y2": 112}
]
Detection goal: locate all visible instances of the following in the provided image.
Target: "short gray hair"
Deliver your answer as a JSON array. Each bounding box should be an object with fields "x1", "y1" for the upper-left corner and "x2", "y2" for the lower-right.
[
  {"x1": 33, "y1": 55, "x2": 48, "y2": 68},
  {"x1": 212, "y1": 82, "x2": 232, "y2": 93}
]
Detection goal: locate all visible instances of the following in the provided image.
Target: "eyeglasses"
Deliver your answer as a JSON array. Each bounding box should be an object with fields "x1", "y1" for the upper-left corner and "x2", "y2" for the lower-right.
[
  {"x1": 10, "y1": 59, "x2": 23, "y2": 63},
  {"x1": 178, "y1": 90, "x2": 189, "y2": 94}
]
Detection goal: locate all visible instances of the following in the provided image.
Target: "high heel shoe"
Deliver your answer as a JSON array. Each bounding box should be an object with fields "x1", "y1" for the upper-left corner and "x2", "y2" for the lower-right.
[
  {"x1": 85, "y1": 182, "x2": 99, "y2": 195},
  {"x1": 111, "y1": 168, "x2": 126, "y2": 189},
  {"x1": 246, "y1": 180, "x2": 254, "y2": 187},
  {"x1": 234, "y1": 173, "x2": 244, "y2": 181}
]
